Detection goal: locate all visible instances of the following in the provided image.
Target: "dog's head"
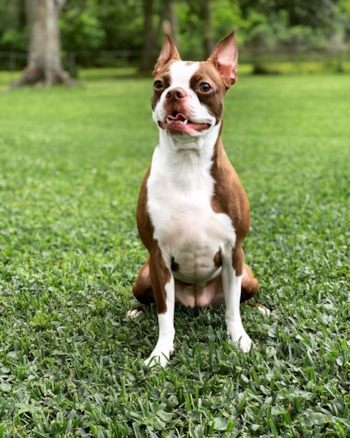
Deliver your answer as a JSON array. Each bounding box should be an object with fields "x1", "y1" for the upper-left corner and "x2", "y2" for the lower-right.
[{"x1": 152, "y1": 32, "x2": 238, "y2": 138}]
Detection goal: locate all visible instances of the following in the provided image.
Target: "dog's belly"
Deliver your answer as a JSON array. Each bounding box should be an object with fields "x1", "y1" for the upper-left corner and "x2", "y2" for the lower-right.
[
  {"x1": 171, "y1": 235, "x2": 225, "y2": 306},
  {"x1": 157, "y1": 205, "x2": 235, "y2": 306},
  {"x1": 174, "y1": 274, "x2": 225, "y2": 307},
  {"x1": 170, "y1": 228, "x2": 222, "y2": 280}
]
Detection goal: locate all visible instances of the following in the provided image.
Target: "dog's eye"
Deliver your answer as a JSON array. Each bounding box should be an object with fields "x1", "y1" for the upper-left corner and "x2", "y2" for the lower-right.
[
  {"x1": 154, "y1": 80, "x2": 164, "y2": 90},
  {"x1": 199, "y1": 82, "x2": 211, "y2": 92}
]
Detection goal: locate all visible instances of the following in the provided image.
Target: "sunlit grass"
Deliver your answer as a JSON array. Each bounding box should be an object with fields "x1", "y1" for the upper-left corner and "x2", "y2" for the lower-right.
[{"x1": 0, "y1": 71, "x2": 349, "y2": 435}]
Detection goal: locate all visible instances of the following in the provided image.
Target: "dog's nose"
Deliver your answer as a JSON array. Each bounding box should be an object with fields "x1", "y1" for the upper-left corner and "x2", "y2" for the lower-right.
[{"x1": 165, "y1": 87, "x2": 186, "y2": 101}]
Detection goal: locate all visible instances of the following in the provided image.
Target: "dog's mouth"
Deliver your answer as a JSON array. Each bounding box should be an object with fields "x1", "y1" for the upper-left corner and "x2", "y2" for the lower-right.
[{"x1": 158, "y1": 112, "x2": 211, "y2": 135}]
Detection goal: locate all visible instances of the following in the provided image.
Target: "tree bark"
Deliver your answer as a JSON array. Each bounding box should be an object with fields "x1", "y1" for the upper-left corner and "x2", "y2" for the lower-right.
[
  {"x1": 140, "y1": 0, "x2": 178, "y2": 73},
  {"x1": 163, "y1": 0, "x2": 178, "y2": 45},
  {"x1": 140, "y1": 0, "x2": 155, "y2": 72},
  {"x1": 11, "y1": 0, "x2": 72, "y2": 88},
  {"x1": 201, "y1": 0, "x2": 214, "y2": 57}
]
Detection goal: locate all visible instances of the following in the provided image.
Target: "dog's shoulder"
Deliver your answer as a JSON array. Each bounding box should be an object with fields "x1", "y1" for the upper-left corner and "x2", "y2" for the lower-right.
[
  {"x1": 210, "y1": 139, "x2": 250, "y2": 240},
  {"x1": 136, "y1": 166, "x2": 155, "y2": 250}
]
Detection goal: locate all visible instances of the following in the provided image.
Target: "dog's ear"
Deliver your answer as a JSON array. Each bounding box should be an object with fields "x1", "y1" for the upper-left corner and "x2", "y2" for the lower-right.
[
  {"x1": 208, "y1": 31, "x2": 238, "y2": 88},
  {"x1": 153, "y1": 35, "x2": 181, "y2": 76}
]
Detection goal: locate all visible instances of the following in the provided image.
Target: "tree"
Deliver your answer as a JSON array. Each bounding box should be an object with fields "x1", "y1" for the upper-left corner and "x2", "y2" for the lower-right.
[
  {"x1": 11, "y1": 0, "x2": 71, "y2": 88},
  {"x1": 140, "y1": 0, "x2": 178, "y2": 72},
  {"x1": 239, "y1": 0, "x2": 345, "y2": 49},
  {"x1": 201, "y1": 0, "x2": 214, "y2": 56},
  {"x1": 2, "y1": 0, "x2": 349, "y2": 73},
  {"x1": 140, "y1": 0, "x2": 155, "y2": 72}
]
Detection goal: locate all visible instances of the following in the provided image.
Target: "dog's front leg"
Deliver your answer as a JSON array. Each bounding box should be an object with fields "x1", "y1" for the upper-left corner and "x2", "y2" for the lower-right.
[
  {"x1": 222, "y1": 249, "x2": 252, "y2": 353},
  {"x1": 144, "y1": 249, "x2": 175, "y2": 368}
]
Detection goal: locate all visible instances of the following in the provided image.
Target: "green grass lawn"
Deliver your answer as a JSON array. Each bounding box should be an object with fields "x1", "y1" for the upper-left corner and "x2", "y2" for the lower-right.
[{"x1": 0, "y1": 70, "x2": 349, "y2": 436}]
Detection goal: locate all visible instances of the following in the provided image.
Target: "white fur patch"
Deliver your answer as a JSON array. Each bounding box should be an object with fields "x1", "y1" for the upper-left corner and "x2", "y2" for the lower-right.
[
  {"x1": 256, "y1": 304, "x2": 271, "y2": 316},
  {"x1": 222, "y1": 270, "x2": 252, "y2": 353},
  {"x1": 169, "y1": 61, "x2": 200, "y2": 90},
  {"x1": 126, "y1": 308, "x2": 144, "y2": 319},
  {"x1": 147, "y1": 124, "x2": 236, "y2": 287}
]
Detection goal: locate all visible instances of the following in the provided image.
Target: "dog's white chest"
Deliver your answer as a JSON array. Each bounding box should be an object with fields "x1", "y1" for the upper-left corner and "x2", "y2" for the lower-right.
[{"x1": 147, "y1": 144, "x2": 236, "y2": 283}]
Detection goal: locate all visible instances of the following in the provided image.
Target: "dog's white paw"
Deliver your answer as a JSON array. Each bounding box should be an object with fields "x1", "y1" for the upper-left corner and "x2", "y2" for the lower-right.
[
  {"x1": 238, "y1": 332, "x2": 253, "y2": 353},
  {"x1": 144, "y1": 344, "x2": 174, "y2": 368},
  {"x1": 144, "y1": 349, "x2": 173, "y2": 368},
  {"x1": 126, "y1": 307, "x2": 144, "y2": 319},
  {"x1": 256, "y1": 304, "x2": 271, "y2": 316},
  {"x1": 228, "y1": 329, "x2": 253, "y2": 353}
]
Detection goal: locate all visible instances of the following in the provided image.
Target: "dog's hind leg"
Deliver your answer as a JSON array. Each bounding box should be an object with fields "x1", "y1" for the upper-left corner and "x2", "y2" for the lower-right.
[
  {"x1": 241, "y1": 263, "x2": 270, "y2": 315},
  {"x1": 241, "y1": 263, "x2": 259, "y2": 303},
  {"x1": 133, "y1": 257, "x2": 155, "y2": 304},
  {"x1": 128, "y1": 257, "x2": 155, "y2": 318}
]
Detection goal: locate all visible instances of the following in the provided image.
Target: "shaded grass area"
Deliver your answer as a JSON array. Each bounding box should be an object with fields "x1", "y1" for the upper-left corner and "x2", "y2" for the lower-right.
[{"x1": 0, "y1": 72, "x2": 349, "y2": 436}]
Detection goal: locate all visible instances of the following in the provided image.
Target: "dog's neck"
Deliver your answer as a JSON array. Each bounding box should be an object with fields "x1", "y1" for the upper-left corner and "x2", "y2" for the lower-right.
[
  {"x1": 154, "y1": 123, "x2": 221, "y2": 191},
  {"x1": 158, "y1": 122, "x2": 221, "y2": 154}
]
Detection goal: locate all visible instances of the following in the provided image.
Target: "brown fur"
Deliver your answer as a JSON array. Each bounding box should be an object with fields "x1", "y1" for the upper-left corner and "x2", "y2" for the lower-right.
[
  {"x1": 151, "y1": 73, "x2": 171, "y2": 110},
  {"x1": 132, "y1": 258, "x2": 258, "y2": 304},
  {"x1": 213, "y1": 249, "x2": 222, "y2": 268},
  {"x1": 135, "y1": 168, "x2": 170, "y2": 313},
  {"x1": 189, "y1": 62, "x2": 226, "y2": 123}
]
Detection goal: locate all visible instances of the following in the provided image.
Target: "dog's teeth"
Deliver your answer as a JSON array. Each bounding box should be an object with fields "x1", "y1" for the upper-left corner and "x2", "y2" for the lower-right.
[{"x1": 166, "y1": 119, "x2": 188, "y2": 125}]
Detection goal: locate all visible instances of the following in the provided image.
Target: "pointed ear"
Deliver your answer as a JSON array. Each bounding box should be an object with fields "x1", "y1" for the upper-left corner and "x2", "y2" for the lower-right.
[
  {"x1": 208, "y1": 31, "x2": 238, "y2": 88},
  {"x1": 153, "y1": 35, "x2": 181, "y2": 76}
]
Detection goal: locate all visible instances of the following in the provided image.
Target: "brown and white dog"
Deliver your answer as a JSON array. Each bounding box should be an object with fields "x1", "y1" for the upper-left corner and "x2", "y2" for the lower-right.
[{"x1": 130, "y1": 32, "x2": 259, "y2": 367}]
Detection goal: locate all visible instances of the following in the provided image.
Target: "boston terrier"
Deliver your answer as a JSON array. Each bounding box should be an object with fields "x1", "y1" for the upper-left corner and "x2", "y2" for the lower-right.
[{"x1": 130, "y1": 32, "x2": 259, "y2": 367}]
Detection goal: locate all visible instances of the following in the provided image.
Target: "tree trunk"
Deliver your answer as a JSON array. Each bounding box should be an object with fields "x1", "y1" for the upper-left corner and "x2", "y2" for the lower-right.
[
  {"x1": 140, "y1": 0, "x2": 155, "y2": 72},
  {"x1": 11, "y1": 0, "x2": 72, "y2": 88},
  {"x1": 140, "y1": 0, "x2": 178, "y2": 73},
  {"x1": 201, "y1": 0, "x2": 214, "y2": 57},
  {"x1": 163, "y1": 0, "x2": 178, "y2": 45}
]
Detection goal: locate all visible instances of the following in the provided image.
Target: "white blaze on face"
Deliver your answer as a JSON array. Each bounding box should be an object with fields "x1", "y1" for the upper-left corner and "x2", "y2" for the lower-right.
[{"x1": 168, "y1": 61, "x2": 200, "y2": 90}]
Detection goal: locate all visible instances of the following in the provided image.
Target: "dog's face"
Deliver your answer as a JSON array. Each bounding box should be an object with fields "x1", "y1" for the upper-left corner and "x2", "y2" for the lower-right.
[
  {"x1": 152, "y1": 60, "x2": 225, "y2": 137},
  {"x1": 152, "y1": 33, "x2": 238, "y2": 138}
]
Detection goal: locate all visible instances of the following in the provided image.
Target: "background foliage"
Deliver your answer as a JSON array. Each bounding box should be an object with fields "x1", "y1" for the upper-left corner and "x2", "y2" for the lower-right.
[{"x1": 0, "y1": 0, "x2": 350, "y2": 65}]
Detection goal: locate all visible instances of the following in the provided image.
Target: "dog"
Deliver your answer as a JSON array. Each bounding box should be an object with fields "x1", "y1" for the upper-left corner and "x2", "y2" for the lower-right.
[{"x1": 130, "y1": 32, "x2": 259, "y2": 367}]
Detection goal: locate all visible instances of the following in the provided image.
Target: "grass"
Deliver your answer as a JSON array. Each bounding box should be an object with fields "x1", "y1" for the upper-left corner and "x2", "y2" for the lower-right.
[{"x1": 0, "y1": 69, "x2": 349, "y2": 436}]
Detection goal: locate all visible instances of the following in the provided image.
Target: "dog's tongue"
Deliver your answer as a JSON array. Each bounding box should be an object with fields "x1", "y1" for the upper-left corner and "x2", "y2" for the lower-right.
[{"x1": 167, "y1": 113, "x2": 187, "y2": 122}]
